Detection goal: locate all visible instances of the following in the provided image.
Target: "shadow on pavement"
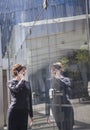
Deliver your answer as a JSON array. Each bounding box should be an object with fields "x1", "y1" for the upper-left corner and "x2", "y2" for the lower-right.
[
  {"x1": 33, "y1": 111, "x2": 90, "y2": 130},
  {"x1": 74, "y1": 120, "x2": 90, "y2": 130}
]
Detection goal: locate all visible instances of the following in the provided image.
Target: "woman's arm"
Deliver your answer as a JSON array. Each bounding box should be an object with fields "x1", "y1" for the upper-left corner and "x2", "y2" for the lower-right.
[
  {"x1": 8, "y1": 79, "x2": 25, "y2": 93},
  {"x1": 28, "y1": 82, "x2": 33, "y2": 118},
  {"x1": 28, "y1": 82, "x2": 33, "y2": 126}
]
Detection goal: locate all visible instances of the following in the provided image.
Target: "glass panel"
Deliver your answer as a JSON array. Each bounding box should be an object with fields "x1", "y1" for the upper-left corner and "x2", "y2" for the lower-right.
[{"x1": 1, "y1": 0, "x2": 90, "y2": 130}]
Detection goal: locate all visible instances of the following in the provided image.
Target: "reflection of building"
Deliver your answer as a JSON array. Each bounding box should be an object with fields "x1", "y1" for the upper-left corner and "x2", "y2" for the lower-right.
[
  {"x1": 7, "y1": 1, "x2": 90, "y2": 102},
  {"x1": 0, "y1": 0, "x2": 90, "y2": 128}
]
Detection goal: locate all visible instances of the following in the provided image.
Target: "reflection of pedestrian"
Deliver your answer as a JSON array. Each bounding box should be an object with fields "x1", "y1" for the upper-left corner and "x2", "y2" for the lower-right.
[
  {"x1": 7, "y1": 64, "x2": 33, "y2": 130},
  {"x1": 47, "y1": 62, "x2": 74, "y2": 130}
]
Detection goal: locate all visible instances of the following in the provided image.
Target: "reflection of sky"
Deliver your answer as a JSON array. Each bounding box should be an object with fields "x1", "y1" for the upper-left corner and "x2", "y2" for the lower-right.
[
  {"x1": 56, "y1": 0, "x2": 65, "y2": 4},
  {"x1": 0, "y1": 0, "x2": 86, "y2": 13}
]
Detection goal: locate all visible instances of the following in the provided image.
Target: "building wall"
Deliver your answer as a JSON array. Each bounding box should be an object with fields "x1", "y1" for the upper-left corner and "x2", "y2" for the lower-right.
[
  {"x1": 26, "y1": 21, "x2": 86, "y2": 74},
  {"x1": 10, "y1": 18, "x2": 86, "y2": 73},
  {"x1": 0, "y1": 27, "x2": 4, "y2": 128},
  {"x1": 0, "y1": 27, "x2": 9, "y2": 129},
  {"x1": 0, "y1": 0, "x2": 87, "y2": 57}
]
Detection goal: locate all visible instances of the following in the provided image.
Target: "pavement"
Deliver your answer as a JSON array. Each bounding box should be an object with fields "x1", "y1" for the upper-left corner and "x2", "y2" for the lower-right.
[
  {"x1": 72, "y1": 99, "x2": 90, "y2": 130},
  {"x1": 2, "y1": 98, "x2": 90, "y2": 130},
  {"x1": 31, "y1": 98, "x2": 90, "y2": 130}
]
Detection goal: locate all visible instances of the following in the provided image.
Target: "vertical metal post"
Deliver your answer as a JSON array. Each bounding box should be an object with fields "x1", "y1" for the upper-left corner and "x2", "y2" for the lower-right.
[
  {"x1": 7, "y1": 45, "x2": 10, "y2": 80},
  {"x1": 86, "y1": 0, "x2": 90, "y2": 50},
  {"x1": 86, "y1": 0, "x2": 90, "y2": 81}
]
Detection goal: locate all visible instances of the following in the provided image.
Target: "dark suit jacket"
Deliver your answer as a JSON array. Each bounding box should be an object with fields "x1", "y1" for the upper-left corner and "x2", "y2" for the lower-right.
[
  {"x1": 46, "y1": 76, "x2": 74, "y2": 129},
  {"x1": 8, "y1": 79, "x2": 33, "y2": 118}
]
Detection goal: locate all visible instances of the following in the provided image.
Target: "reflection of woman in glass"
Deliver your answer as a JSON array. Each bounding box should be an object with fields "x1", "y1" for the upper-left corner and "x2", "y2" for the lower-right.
[
  {"x1": 47, "y1": 62, "x2": 74, "y2": 130},
  {"x1": 7, "y1": 64, "x2": 33, "y2": 130}
]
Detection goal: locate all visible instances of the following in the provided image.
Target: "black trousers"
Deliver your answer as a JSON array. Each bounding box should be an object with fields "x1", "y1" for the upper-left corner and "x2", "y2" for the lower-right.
[
  {"x1": 8, "y1": 108, "x2": 28, "y2": 130},
  {"x1": 54, "y1": 106, "x2": 74, "y2": 130}
]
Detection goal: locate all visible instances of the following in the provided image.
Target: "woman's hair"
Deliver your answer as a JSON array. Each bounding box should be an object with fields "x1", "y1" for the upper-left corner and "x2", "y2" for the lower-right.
[
  {"x1": 12, "y1": 64, "x2": 26, "y2": 76},
  {"x1": 52, "y1": 62, "x2": 62, "y2": 70},
  {"x1": 51, "y1": 62, "x2": 62, "y2": 77}
]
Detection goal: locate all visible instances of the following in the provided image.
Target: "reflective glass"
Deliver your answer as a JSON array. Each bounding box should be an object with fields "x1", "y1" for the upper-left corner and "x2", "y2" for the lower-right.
[{"x1": 0, "y1": 0, "x2": 90, "y2": 130}]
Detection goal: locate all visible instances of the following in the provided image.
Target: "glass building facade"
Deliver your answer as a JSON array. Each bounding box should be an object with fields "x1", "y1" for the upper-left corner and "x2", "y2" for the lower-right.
[
  {"x1": 0, "y1": 0, "x2": 90, "y2": 129},
  {"x1": 0, "y1": 0, "x2": 87, "y2": 56}
]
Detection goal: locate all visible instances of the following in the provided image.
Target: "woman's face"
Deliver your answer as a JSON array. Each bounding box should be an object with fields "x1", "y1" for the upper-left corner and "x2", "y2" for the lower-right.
[
  {"x1": 18, "y1": 68, "x2": 26, "y2": 76},
  {"x1": 22, "y1": 68, "x2": 26, "y2": 76},
  {"x1": 51, "y1": 67, "x2": 56, "y2": 77}
]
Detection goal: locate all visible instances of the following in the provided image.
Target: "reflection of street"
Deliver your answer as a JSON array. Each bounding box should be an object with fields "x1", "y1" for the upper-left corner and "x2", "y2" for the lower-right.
[
  {"x1": 31, "y1": 99, "x2": 90, "y2": 130},
  {"x1": 31, "y1": 110, "x2": 57, "y2": 130},
  {"x1": 72, "y1": 99, "x2": 90, "y2": 130}
]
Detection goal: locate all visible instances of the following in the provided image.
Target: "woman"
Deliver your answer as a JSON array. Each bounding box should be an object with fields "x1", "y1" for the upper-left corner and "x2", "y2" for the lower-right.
[
  {"x1": 47, "y1": 62, "x2": 74, "y2": 130},
  {"x1": 7, "y1": 64, "x2": 33, "y2": 130}
]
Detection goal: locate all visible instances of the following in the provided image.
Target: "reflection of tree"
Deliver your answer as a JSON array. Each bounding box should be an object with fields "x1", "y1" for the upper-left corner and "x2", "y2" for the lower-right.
[
  {"x1": 60, "y1": 57, "x2": 69, "y2": 68},
  {"x1": 76, "y1": 49, "x2": 89, "y2": 89},
  {"x1": 76, "y1": 49, "x2": 88, "y2": 62},
  {"x1": 76, "y1": 49, "x2": 89, "y2": 98},
  {"x1": 60, "y1": 49, "x2": 89, "y2": 98}
]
